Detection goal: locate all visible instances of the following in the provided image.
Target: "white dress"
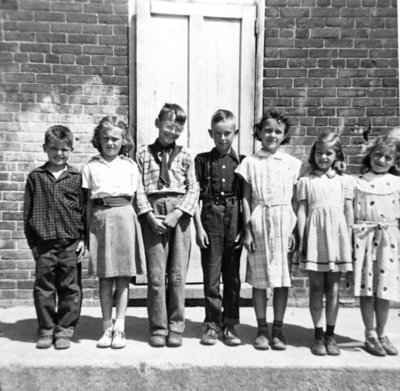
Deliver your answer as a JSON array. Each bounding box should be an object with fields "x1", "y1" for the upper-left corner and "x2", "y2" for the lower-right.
[
  {"x1": 296, "y1": 172, "x2": 353, "y2": 272},
  {"x1": 235, "y1": 149, "x2": 302, "y2": 289}
]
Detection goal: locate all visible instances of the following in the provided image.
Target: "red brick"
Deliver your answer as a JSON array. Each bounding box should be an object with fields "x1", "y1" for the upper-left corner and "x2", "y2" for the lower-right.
[
  {"x1": 67, "y1": 13, "x2": 97, "y2": 24},
  {"x1": 51, "y1": 23, "x2": 81, "y2": 34},
  {"x1": 84, "y1": 3, "x2": 113, "y2": 14},
  {"x1": 51, "y1": 3, "x2": 83, "y2": 13}
]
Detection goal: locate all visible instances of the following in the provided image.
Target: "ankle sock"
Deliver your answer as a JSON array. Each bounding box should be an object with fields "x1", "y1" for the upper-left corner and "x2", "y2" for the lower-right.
[
  {"x1": 325, "y1": 324, "x2": 335, "y2": 337},
  {"x1": 257, "y1": 318, "x2": 267, "y2": 328},
  {"x1": 315, "y1": 327, "x2": 324, "y2": 339},
  {"x1": 114, "y1": 318, "x2": 125, "y2": 332},
  {"x1": 272, "y1": 320, "x2": 283, "y2": 336},
  {"x1": 365, "y1": 328, "x2": 378, "y2": 340}
]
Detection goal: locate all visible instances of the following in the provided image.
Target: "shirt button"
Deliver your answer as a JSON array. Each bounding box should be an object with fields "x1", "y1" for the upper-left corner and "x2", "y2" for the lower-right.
[
  {"x1": 222, "y1": 178, "x2": 226, "y2": 182},
  {"x1": 222, "y1": 165, "x2": 226, "y2": 169},
  {"x1": 221, "y1": 191, "x2": 225, "y2": 195}
]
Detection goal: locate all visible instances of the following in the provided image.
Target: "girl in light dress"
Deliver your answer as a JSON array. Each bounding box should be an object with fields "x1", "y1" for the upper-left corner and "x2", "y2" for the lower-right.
[
  {"x1": 296, "y1": 131, "x2": 353, "y2": 356},
  {"x1": 83, "y1": 116, "x2": 145, "y2": 349},
  {"x1": 351, "y1": 135, "x2": 400, "y2": 357},
  {"x1": 235, "y1": 111, "x2": 302, "y2": 351}
]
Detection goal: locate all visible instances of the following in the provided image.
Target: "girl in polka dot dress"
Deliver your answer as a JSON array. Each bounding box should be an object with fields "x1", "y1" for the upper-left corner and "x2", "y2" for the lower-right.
[{"x1": 352, "y1": 135, "x2": 400, "y2": 357}]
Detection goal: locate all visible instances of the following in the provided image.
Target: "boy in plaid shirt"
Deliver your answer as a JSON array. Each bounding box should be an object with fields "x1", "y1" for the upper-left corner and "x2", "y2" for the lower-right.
[
  {"x1": 23, "y1": 125, "x2": 85, "y2": 350},
  {"x1": 136, "y1": 103, "x2": 199, "y2": 348}
]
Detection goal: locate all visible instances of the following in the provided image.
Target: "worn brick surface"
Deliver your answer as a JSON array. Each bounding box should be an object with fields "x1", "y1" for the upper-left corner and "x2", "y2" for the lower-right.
[{"x1": 0, "y1": 0, "x2": 398, "y2": 305}]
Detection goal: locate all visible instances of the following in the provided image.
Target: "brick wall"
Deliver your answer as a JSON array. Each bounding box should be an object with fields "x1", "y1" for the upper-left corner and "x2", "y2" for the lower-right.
[
  {"x1": 0, "y1": 0, "x2": 129, "y2": 305},
  {"x1": 264, "y1": 0, "x2": 398, "y2": 302},
  {"x1": 0, "y1": 0, "x2": 398, "y2": 306}
]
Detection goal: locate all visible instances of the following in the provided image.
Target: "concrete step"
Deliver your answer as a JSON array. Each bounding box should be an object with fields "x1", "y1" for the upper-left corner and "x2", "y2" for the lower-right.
[{"x1": 1, "y1": 306, "x2": 399, "y2": 391}]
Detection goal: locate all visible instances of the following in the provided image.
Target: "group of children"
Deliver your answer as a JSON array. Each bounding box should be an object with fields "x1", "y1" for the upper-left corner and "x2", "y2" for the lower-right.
[{"x1": 23, "y1": 104, "x2": 400, "y2": 358}]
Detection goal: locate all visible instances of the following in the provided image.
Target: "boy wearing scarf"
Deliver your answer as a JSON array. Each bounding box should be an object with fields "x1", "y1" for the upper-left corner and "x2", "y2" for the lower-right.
[{"x1": 136, "y1": 103, "x2": 199, "y2": 348}]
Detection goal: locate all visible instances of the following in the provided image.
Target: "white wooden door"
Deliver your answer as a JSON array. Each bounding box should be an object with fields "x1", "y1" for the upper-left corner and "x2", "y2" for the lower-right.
[{"x1": 133, "y1": 0, "x2": 264, "y2": 282}]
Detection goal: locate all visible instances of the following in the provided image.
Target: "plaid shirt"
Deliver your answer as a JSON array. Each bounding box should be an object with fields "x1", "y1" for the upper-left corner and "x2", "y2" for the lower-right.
[
  {"x1": 136, "y1": 143, "x2": 199, "y2": 216},
  {"x1": 23, "y1": 164, "x2": 85, "y2": 248}
]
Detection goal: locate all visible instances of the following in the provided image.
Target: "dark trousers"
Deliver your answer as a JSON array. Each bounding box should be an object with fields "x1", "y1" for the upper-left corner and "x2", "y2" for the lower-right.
[
  {"x1": 33, "y1": 240, "x2": 82, "y2": 338},
  {"x1": 200, "y1": 199, "x2": 241, "y2": 331}
]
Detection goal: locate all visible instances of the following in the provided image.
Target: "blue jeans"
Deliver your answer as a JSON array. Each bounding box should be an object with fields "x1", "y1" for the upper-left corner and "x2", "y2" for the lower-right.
[
  {"x1": 142, "y1": 195, "x2": 191, "y2": 336},
  {"x1": 200, "y1": 199, "x2": 241, "y2": 331},
  {"x1": 33, "y1": 239, "x2": 82, "y2": 338}
]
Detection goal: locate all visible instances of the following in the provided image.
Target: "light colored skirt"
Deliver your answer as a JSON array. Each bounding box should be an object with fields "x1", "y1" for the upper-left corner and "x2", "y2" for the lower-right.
[{"x1": 89, "y1": 204, "x2": 146, "y2": 278}]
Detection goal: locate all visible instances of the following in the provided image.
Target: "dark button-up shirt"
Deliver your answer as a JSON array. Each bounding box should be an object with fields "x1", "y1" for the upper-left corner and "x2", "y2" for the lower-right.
[
  {"x1": 195, "y1": 148, "x2": 244, "y2": 200},
  {"x1": 23, "y1": 164, "x2": 85, "y2": 248}
]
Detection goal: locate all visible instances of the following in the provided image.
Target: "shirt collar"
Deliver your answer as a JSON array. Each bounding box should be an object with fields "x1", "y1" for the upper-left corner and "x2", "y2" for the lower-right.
[
  {"x1": 313, "y1": 169, "x2": 337, "y2": 178},
  {"x1": 90, "y1": 154, "x2": 125, "y2": 164},
  {"x1": 210, "y1": 147, "x2": 240, "y2": 163},
  {"x1": 255, "y1": 149, "x2": 283, "y2": 160},
  {"x1": 38, "y1": 163, "x2": 80, "y2": 175}
]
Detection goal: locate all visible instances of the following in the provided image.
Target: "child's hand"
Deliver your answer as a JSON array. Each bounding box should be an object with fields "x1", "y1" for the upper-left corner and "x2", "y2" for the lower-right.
[
  {"x1": 163, "y1": 209, "x2": 183, "y2": 230},
  {"x1": 288, "y1": 234, "x2": 296, "y2": 253},
  {"x1": 31, "y1": 247, "x2": 38, "y2": 260},
  {"x1": 196, "y1": 227, "x2": 209, "y2": 249},
  {"x1": 146, "y1": 212, "x2": 169, "y2": 235},
  {"x1": 243, "y1": 231, "x2": 255, "y2": 253},
  {"x1": 76, "y1": 240, "x2": 85, "y2": 263},
  {"x1": 345, "y1": 271, "x2": 354, "y2": 289}
]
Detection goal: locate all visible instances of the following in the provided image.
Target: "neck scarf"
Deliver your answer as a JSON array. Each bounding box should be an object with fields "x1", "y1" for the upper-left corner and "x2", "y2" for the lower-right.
[{"x1": 149, "y1": 139, "x2": 182, "y2": 188}]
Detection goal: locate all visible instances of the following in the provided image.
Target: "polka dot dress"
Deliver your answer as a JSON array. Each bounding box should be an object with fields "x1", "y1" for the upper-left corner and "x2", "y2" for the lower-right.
[{"x1": 352, "y1": 172, "x2": 400, "y2": 302}]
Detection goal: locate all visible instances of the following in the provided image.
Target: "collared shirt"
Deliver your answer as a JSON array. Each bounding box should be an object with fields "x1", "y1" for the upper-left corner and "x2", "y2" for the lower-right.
[
  {"x1": 136, "y1": 143, "x2": 199, "y2": 216},
  {"x1": 82, "y1": 154, "x2": 140, "y2": 198},
  {"x1": 23, "y1": 163, "x2": 85, "y2": 248},
  {"x1": 195, "y1": 147, "x2": 244, "y2": 200}
]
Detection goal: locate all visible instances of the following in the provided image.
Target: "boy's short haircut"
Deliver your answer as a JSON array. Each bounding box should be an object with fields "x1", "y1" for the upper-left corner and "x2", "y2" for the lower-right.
[
  {"x1": 210, "y1": 109, "x2": 236, "y2": 128},
  {"x1": 158, "y1": 103, "x2": 187, "y2": 125},
  {"x1": 44, "y1": 125, "x2": 74, "y2": 149}
]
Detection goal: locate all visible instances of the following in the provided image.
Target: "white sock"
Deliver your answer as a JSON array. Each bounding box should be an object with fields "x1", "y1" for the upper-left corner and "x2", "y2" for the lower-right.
[
  {"x1": 365, "y1": 328, "x2": 378, "y2": 340},
  {"x1": 114, "y1": 318, "x2": 125, "y2": 332}
]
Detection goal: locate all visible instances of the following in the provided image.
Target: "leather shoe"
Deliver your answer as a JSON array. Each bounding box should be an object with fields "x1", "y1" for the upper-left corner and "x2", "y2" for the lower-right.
[
  {"x1": 253, "y1": 327, "x2": 269, "y2": 350},
  {"x1": 270, "y1": 333, "x2": 287, "y2": 351},
  {"x1": 36, "y1": 335, "x2": 53, "y2": 349},
  {"x1": 222, "y1": 325, "x2": 241, "y2": 347},
  {"x1": 200, "y1": 327, "x2": 218, "y2": 346},
  {"x1": 311, "y1": 337, "x2": 327, "y2": 356},
  {"x1": 149, "y1": 335, "x2": 166, "y2": 348},
  {"x1": 167, "y1": 331, "x2": 182, "y2": 347},
  {"x1": 54, "y1": 337, "x2": 71, "y2": 350},
  {"x1": 379, "y1": 336, "x2": 398, "y2": 356},
  {"x1": 364, "y1": 337, "x2": 386, "y2": 357},
  {"x1": 325, "y1": 336, "x2": 340, "y2": 356}
]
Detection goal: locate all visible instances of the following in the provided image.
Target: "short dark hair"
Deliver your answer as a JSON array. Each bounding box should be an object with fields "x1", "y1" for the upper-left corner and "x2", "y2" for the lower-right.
[
  {"x1": 361, "y1": 135, "x2": 400, "y2": 174},
  {"x1": 92, "y1": 116, "x2": 133, "y2": 156},
  {"x1": 308, "y1": 130, "x2": 346, "y2": 175},
  {"x1": 254, "y1": 110, "x2": 290, "y2": 144},
  {"x1": 210, "y1": 109, "x2": 236, "y2": 128},
  {"x1": 44, "y1": 125, "x2": 74, "y2": 149},
  {"x1": 158, "y1": 103, "x2": 187, "y2": 125}
]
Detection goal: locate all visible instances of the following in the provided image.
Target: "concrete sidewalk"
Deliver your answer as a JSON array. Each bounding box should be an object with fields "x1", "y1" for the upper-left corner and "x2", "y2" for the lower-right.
[{"x1": 0, "y1": 306, "x2": 399, "y2": 390}]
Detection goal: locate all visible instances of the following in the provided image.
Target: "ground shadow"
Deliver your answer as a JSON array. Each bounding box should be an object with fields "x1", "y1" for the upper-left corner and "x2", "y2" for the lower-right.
[{"x1": 0, "y1": 316, "x2": 362, "y2": 351}]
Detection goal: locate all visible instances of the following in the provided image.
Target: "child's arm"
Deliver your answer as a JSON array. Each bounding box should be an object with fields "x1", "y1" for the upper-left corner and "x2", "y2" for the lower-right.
[
  {"x1": 193, "y1": 203, "x2": 209, "y2": 249},
  {"x1": 84, "y1": 189, "x2": 93, "y2": 250},
  {"x1": 344, "y1": 198, "x2": 354, "y2": 247},
  {"x1": 242, "y1": 181, "x2": 255, "y2": 252},
  {"x1": 296, "y1": 199, "x2": 308, "y2": 256}
]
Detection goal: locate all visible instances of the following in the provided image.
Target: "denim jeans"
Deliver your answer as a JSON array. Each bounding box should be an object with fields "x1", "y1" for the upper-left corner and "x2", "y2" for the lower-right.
[
  {"x1": 33, "y1": 239, "x2": 82, "y2": 338},
  {"x1": 142, "y1": 195, "x2": 191, "y2": 336},
  {"x1": 200, "y1": 199, "x2": 241, "y2": 331}
]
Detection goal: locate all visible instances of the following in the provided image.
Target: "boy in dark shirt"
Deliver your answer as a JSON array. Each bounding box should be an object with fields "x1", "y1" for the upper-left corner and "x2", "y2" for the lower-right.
[
  {"x1": 24, "y1": 125, "x2": 85, "y2": 350},
  {"x1": 194, "y1": 109, "x2": 244, "y2": 346}
]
